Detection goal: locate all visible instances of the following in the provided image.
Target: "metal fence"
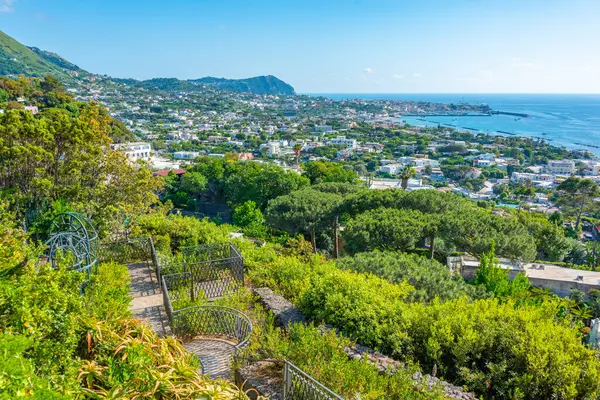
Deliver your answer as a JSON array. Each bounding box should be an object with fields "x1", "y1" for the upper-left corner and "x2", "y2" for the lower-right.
[
  {"x1": 98, "y1": 237, "x2": 159, "y2": 276},
  {"x1": 160, "y1": 243, "x2": 244, "y2": 301},
  {"x1": 283, "y1": 361, "x2": 344, "y2": 400},
  {"x1": 181, "y1": 242, "x2": 233, "y2": 262},
  {"x1": 162, "y1": 299, "x2": 252, "y2": 348}
]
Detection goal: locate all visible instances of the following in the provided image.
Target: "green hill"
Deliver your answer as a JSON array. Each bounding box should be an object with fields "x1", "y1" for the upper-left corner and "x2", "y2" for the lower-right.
[
  {"x1": 0, "y1": 30, "x2": 85, "y2": 79},
  {"x1": 0, "y1": 30, "x2": 294, "y2": 95},
  {"x1": 28, "y1": 46, "x2": 86, "y2": 75},
  {"x1": 190, "y1": 75, "x2": 295, "y2": 95},
  {"x1": 115, "y1": 75, "x2": 295, "y2": 96}
]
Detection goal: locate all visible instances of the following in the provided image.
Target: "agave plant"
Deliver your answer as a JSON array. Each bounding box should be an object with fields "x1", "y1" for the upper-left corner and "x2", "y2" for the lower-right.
[{"x1": 76, "y1": 317, "x2": 262, "y2": 399}]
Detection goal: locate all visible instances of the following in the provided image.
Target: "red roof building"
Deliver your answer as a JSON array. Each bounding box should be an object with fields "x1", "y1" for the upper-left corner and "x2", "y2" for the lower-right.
[{"x1": 153, "y1": 169, "x2": 187, "y2": 177}]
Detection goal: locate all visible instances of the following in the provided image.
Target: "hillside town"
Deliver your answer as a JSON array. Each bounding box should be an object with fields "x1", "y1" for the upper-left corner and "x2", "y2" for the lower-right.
[{"x1": 67, "y1": 77, "x2": 600, "y2": 237}]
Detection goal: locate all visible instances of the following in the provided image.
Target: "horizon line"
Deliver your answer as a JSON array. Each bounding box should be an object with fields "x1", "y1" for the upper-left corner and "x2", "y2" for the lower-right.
[{"x1": 301, "y1": 92, "x2": 600, "y2": 95}]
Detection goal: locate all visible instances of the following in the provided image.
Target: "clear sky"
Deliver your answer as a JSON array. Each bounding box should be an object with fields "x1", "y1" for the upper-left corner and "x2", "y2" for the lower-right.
[{"x1": 1, "y1": 0, "x2": 599, "y2": 93}]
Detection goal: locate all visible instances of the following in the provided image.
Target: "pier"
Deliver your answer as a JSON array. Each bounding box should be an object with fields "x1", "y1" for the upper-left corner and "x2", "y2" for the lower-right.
[
  {"x1": 402, "y1": 110, "x2": 530, "y2": 118},
  {"x1": 491, "y1": 110, "x2": 530, "y2": 118}
]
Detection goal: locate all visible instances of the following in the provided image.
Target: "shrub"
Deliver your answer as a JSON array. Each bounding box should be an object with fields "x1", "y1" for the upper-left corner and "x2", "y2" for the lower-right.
[
  {"x1": 134, "y1": 213, "x2": 230, "y2": 252},
  {"x1": 337, "y1": 250, "x2": 472, "y2": 303}
]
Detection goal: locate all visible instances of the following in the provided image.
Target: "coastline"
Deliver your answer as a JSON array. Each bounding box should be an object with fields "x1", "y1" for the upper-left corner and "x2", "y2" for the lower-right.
[{"x1": 306, "y1": 93, "x2": 600, "y2": 156}]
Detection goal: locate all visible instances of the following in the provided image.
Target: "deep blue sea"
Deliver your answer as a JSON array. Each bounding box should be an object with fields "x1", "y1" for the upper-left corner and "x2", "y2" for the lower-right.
[{"x1": 307, "y1": 94, "x2": 600, "y2": 156}]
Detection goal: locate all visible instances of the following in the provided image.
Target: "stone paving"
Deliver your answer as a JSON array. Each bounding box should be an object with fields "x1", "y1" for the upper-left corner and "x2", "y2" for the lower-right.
[
  {"x1": 184, "y1": 339, "x2": 237, "y2": 379},
  {"x1": 127, "y1": 261, "x2": 236, "y2": 379},
  {"x1": 128, "y1": 262, "x2": 171, "y2": 336}
]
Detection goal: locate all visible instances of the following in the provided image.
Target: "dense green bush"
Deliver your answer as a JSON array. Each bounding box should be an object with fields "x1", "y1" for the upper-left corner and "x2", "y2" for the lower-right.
[
  {"x1": 134, "y1": 212, "x2": 230, "y2": 252},
  {"x1": 337, "y1": 250, "x2": 479, "y2": 302},
  {"x1": 0, "y1": 333, "x2": 66, "y2": 399},
  {"x1": 338, "y1": 189, "x2": 538, "y2": 261},
  {"x1": 301, "y1": 267, "x2": 413, "y2": 351},
  {"x1": 259, "y1": 323, "x2": 445, "y2": 400},
  {"x1": 243, "y1": 243, "x2": 600, "y2": 399},
  {"x1": 0, "y1": 209, "x2": 255, "y2": 399},
  {"x1": 342, "y1": 208, "x2": 429, "y2": 254}
]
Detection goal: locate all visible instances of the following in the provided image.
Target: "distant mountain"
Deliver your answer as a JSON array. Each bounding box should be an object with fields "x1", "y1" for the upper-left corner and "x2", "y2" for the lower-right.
[
  {"x1": 0, "y1": 30, "x2": 294, "y2": 95},
  {"x1": 0, "y1": 30, "x2": 87, "y2": 79},
  {"x1": 190, "y1": 75, "x2": 295, "y2": 95},
  {"x1": 115, "y1": 75, "x2": 295, "y2": 96}
]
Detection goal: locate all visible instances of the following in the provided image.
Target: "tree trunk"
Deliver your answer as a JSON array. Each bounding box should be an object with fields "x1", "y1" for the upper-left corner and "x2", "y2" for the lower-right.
[
  {"x1": 575, "y1": 200, "x2": 585, "y2": 230},
  {"x1": 333, "y1": 215, "x2": 339, "y2": 259},
  {"x1": 311, "y1": 230, "x2": 317, "y2": 253},
  {"x1": 429, "y1": 234, "x2": 436, "y2": 259}
]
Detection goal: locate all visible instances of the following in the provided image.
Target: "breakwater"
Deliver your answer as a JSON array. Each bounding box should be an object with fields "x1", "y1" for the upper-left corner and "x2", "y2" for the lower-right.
[
  {"x1": 491, "y1": 110, "x2": 530, "y2": 118},
  {"x1": 403, "y1": 110, "x2": 530, "y2": 118}
]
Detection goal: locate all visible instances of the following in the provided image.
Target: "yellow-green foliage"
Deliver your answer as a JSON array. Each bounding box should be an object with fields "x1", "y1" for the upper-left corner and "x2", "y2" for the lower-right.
[
  {"x1": 401, "y1": 298, "x2": 600, "y2": 399},
  {"x1": 79, "y1": 318, "x2": 249, "y2": 399},
  {"x1": 301, "y1": 268, "x2": 413, "y2": 351},
  {"x1": 257, "y1": 323, "x2": 445, "y2": 400},
  {"x1": 85, "y1": 262, "x2": 132, "y2": 320},
  {"x1": 0, "y1": 210, "x2": 256, "y2": 399},
  {"x1": 133, "y1": 213, "x2": 231, "y2": 252},
  {"x1": 244, "y1": 244, "x2": 600, "y2": 399}
]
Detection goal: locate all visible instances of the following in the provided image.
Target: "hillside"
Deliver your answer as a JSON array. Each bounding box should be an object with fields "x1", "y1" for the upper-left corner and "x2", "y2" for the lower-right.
[
  {"x1": 190, "y1": 75, "x2": 295, "y2": 95},
  {"x1": 116, "y1": 75, "x2": 295, "y2": 95},
  {"x1": 0, "y1": 30, "x2": 75, "y2": 78},
  {"x1": 0, "y1": 30, "x2": 293, "y2": 95},
  {"x1": 28, "y1": 46, "x2": 87, "y2": 76}
]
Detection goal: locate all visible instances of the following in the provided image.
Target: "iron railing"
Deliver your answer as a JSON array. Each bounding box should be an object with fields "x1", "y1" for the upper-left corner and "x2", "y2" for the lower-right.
[
  {"x1": 98, "y1": 237, "x2": 158, "y2": 271},
  {"x1": 162, "y1": 299, "x2": 252, "y2": 349},
  {"x1": 160, "y1": 243, "x2": 244, "y2": 301},
  {"x1": 181, "y1": 242, "x2": 232, "y2": 262},
  {"x1": 283, "y1": 360, "x2": 344, "y2": 400}
]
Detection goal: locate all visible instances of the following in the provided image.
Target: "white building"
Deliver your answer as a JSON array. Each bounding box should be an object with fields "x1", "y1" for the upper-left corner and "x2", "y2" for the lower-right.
[
  {"x1": 327, "y1": 136, "x2": 357, "y2": 149},
  {"x1": 368, "y1": 178, "x2": 432, "y2": 191},
  {"x1": 478, "y1": 153, "x2": 497, "y2": 161},
  {"x1": 260, "y1": 141, "x2": 281, "y2": 157},
  {"x1": 511, "y1": 172, "x2": 554, "y2": 183},
  {"x1": 397, "y1": 157, "x2": 440, "y2": 168},
  {"x1": 314, "y1": 125, "x2": 333, "y2": 133},
  {"x1": 112, "y1": 142, "x2": 152, "y2": 162},
  {"x1": 473, "y1": 159, "x2": 495, "y2": 167},
  {"x1": 23, "y1": 106, "x2": 39, "y2": 115},
  {"x1": 174, "y1": 151, "x2": 200, "y2": 160},
  {"x1": 547, "y1": 160, "x2": 575, "y2": 175},
  {"x1": 378, "y1": 163, "x2": 406, "y2": 175},
  {"x1": 584, "y1": 161, "x2": 600, "y2": 176}
]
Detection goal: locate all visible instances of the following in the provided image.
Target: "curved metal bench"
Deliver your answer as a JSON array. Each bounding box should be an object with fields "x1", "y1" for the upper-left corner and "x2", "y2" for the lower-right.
[{"x1": 169, "y1": 305, "x2": 252, "y2": 378}]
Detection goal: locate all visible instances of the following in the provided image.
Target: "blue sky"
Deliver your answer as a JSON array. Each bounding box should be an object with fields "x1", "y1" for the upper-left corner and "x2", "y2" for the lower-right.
[{"x1": 1, "y1": 0, "x2": 599, "y2": 93}]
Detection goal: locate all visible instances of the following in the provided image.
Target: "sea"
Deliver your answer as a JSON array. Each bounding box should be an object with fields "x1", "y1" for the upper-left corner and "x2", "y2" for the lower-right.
[{"x1": 307, "y1": 94, "x2": 600, "y2": 156}]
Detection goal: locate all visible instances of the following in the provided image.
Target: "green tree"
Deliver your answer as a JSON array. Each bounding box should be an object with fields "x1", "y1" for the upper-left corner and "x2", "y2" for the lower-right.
[
  {"x1": 519, "y1": 212, "x2": 571, "y2": 261},
  {"x1": 233, "y1": 200, "x2": 267, "y2": 237},
  {"x1": 342, "y1": 207, "x2": 428, "y2": 254},
  {"x1": 293, "y1": 143, "x2": 302, "y2": 167},
  {"x1": 473, "y1": 243, "x2": 530, "y2": 297},
  {"x1": 223, "y1": 162, "x2": 310, "y2": 209},
  {"x1": 337, "y1": 250, "x2": 473, "y2": 303},
  {"x1": 265, "y1": 188, "x2": 342, "y2": 252},
  {"x1": 514, "y1": 183, "x2": 535, "y2": 213},
  {"x1": 397, "y1": 165, "x2": 416, "y2": 190},
  {"x1": 179, "y1": 171, "x2": 208, "y2": 194},
  {"x1": 557, "y1": 176, "x2": 600, "y2": 229},
  {"x1": 303, "y1": 161, "x2": 360, "y2": 184}
]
